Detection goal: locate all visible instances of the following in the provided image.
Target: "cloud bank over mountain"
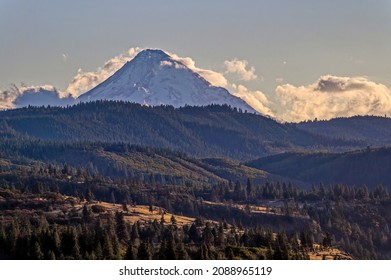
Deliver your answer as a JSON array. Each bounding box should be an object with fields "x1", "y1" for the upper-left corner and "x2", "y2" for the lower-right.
[
  {"x1": 276, "y1": 75, "x2": 391, "y2": 122},
  {"x1": 230, "y1": 84, "x2": 274, "y2": 117},
  {"x1": 0, "y1": 85, "x2": 74, "y2": 109},
  {"x1": 66, "y1": 47, "x2": 143, "y2": 97},
  {"x1": 2, "y1": 48, "x2": 391, "y2": 123}
]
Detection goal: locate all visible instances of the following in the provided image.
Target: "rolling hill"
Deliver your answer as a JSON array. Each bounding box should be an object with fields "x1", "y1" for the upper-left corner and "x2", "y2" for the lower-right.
[
  {"x1": 0, "y1": 138, "x2": 293, "y2": 186},
  {"x1": 297, "y1": 116, "x2": 391, "y2": 146},
  {"x1": 246, "y1": 147, "x2": 391, "y2": 189}
]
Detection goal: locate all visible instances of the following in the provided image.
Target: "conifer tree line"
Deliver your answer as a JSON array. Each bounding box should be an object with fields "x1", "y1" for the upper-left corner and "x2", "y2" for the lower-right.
[
  {"x1": 1, "y1": 160, "x2": 390, "y2": 259},
  {"x1": 0, "y1": 204, "x2": 315, "y2": 260}
]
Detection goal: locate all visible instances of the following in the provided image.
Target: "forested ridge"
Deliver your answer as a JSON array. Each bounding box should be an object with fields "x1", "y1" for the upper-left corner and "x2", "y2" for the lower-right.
[
  {"x1": 1, "y1": 144, "x2": 390, "y2": 259},
  {"x1": 1, "y1": 102, "x2": 391, "y2": 260},
  {"x1": 247, "y1": 147, "x2": 391, "y2": 190},
  {"x1": 297, "y1": 116, "x2": 391, "y2": 145},
  {"x1": 0, "y1": 101, "x2": 362, "y2": 160}
]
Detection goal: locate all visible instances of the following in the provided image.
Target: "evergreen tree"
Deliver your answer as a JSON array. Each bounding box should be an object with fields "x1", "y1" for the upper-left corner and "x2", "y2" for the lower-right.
[
  {"x1": 246, "y1": 178, "x2": 253, "y2": 199},
  {"x1": 115, "y1": 211, "x2": 129, "y2": 243},
  {"x1": 124, "y1": 243, "x2": 135, "y2": 260},
  {"x1": 176, "y1": 242, "x2": 190, "y2": 260},
  {"x1": 137, "y1": 240, "x2": 152, "y2": 260},
  {"x1": 31, "y1": 241, "x2": 44, "y2": 260},
  {"x1": 102, "y1": 232, "x2": 114, "y2": 260}
]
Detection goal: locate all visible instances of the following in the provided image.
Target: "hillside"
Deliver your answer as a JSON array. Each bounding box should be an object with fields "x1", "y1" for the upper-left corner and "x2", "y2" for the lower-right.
[
  {"x1": 0, "y1": 101, "x2": 361, "y2": 160},
  {"x1": 0, "y1": 138, "x2": 292, "y2": 186},
  {"x1": 297, "y1": 116, "x2": 391, "y2": 146},
  {"x1": 246, "y1": 147, "x2": 391, "y2": 189},
  {"x1": 1, "y1": 160, "x2": 390, "y2": 260}
]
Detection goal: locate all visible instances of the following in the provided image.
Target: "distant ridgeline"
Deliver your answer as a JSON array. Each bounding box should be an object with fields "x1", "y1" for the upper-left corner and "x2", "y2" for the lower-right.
[
  {"x1": 0, "y1": 101, "x2": 361, "y2": 160},
  {"x1": 297, "y1": 116, "x2": 391, "y2": 146},
  {"x1": 246, "y1": 147, "x2": 391, "y2": 190}
]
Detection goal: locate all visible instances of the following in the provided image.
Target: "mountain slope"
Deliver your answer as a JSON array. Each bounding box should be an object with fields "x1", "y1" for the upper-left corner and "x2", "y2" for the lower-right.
[
  {"x1": 246, "y1": 147, "x2": 391, "y2": 189},
  {"x1": 297, "y1": 116, "x2": 391, "y2": 145},
  {"x1": 0, "y1": 138, "x2": 291, "y2": 186},
  {"x1": 78, "y1": 49, "x2": 255, "y2": 112},
  {"x1": 0, "y1": 102, "x2": 360, "y2": 160}
]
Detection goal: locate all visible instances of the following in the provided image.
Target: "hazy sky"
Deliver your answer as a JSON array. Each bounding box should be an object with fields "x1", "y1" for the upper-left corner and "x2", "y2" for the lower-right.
[{"x1": 1, "y1": 0, "x2": 391, "y2": 121}]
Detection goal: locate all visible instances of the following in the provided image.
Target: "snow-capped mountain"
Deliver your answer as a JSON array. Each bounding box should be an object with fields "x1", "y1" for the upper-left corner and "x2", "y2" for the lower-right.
[{"x1": 78, "y1": 49, "x2": 255, "y2": 112}]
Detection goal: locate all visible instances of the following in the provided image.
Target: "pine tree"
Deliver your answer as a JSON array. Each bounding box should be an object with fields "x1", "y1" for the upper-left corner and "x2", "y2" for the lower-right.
[
  {"x1": 217, "y1": 222, "x2": 225, "y2": 247},
  {"x1": 202, "y1": 223, "x2": 214, "y2": 246},
  {"x1": 32, "y1": 241, "x2": 44, "y2": 260},
  {"x1": 102, "y1": 232, "x2": 114, "y2": 260},
  {"x1": 130, "y1": 223, "x2": 140, "y2": 246},
  {"x1": 246, "y1": 178, "x2": 253, "y2": 199},
  {"x1": 176, "y1": 242, "x2": 190, "y2": 260},
  {"x1": 82, "y1": 204, "x2": 92, "y2": 222},
  {"x1": 115, "y1": 211, "x2": 129, "y2": 243},
  {"x1": 225, "y1": 246, "x2": 235, "y2": 259},
  {"x1": 137, "y1": 240, "x2": 152, "y2": 260},
  {"x1": 48, "y1": 250, "x2": 56, "y2": 260},
  {"x1": 124, "y1": 243, "x2": 135, "y2": 260},
  {"x1": 199, "y1": 243, "x2": 210, "y2": 260},
  {"x1": 188, "y1": 223, "x2": 199, "y2": 243},
  {"x1": 165, "y1": 235, "x2": 177, "y2": 260},
  {"x1": 71, "y1": 228, "x2": 81, "y2": 259}
]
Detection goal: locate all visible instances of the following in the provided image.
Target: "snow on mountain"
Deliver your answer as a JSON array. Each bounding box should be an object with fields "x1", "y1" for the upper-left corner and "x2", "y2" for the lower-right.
[{"x1": 78, "y1": 49, "x2": 256, "y2": 112}]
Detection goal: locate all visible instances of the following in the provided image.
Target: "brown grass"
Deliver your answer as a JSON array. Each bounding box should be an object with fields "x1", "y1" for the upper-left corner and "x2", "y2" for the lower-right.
[
  {"x1": 94, "y1": 202, "x2": 194, "y2": 226},
  {"x1": 309, "y1": 248, "x2": 353, "y2": 260}
]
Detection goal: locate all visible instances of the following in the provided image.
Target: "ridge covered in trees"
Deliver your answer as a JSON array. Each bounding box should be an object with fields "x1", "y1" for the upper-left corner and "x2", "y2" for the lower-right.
[
  {"x1": 246, "y1": 147, "x2": 391, "y2": 190},
  {"x1": 0, "y1": 154, "x2": 390, "y2": 259},
  {"x1": 297, "y1": 115, "x2": 391, "y2": 145},
  {"x1": 1, "y1": 102, "x2": 391, "y2": 260},
  {"x1": 0, "y1": 101, "x2": 362, "y2": 160}
]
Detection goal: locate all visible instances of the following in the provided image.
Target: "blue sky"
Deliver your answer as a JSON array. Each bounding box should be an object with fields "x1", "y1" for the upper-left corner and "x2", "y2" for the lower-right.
[{"x1": 1, "y1": 0, "x2": 391, "y2": 121}]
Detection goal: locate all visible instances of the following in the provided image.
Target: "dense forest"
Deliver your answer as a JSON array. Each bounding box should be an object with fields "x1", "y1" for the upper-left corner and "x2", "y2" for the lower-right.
[
  {"x1": 0, "y1": 101, "x2": 362, "y2": 160},
  {"x1": 297, "y1": 116, "x2": 391, "y2": 145},
  {"x1": 246, "y1": 147, "x2": 391, "y2": 190},
  {"x1": 0, "y1": 138, "x2": 295, "y2": 187},
  {"x1": 1, "y1": 102, "x2": 390, "y2": 260},
  {"x1": 1, "y1": 145, "x2": 390, "y2": 259}
]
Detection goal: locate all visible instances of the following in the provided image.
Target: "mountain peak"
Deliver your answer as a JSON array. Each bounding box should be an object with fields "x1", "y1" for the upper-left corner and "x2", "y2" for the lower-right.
[
  {"x1": 135, "y1": 49, "x2": 171, "y2": 61},
  {"x1": 77, "y1": 49, "x2": 255, "y2": 113}
]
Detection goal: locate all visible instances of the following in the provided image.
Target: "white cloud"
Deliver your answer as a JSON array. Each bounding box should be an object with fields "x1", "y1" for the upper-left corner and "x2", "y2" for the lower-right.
[
  {"x1": 160, "y1": 60, "x2": 174, "y2": 67},
  {"x1": 168, "y1": 52, "x2": 228, "y2": 87},
  {"x1": 230, "y1": 84, "x2": 274, "y2": 117},
  {"x1": 66, "y1": 47, "x2": 143, "y2": 97},
  {"x1": 0, "y1": 86, "x2": 18, "y2": 109},
  {"x1": 14, "y1": 87, "x2": 74, "y2": 108},
  {"x1": 0, "y1": 84, "x2": 74, "y2": 109},
  {"x1": 62, "y1": 53, "x2": 68, "y2": 62},
  {"x1": 160, "y1": 60, "x2": 186, "y2": 70},
  {"x1": 275, "y1": 75, "x2": 391, "y2": 122},
  {"x1": 224, "y1": 59, "x2": 258, "y2": 81}
]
